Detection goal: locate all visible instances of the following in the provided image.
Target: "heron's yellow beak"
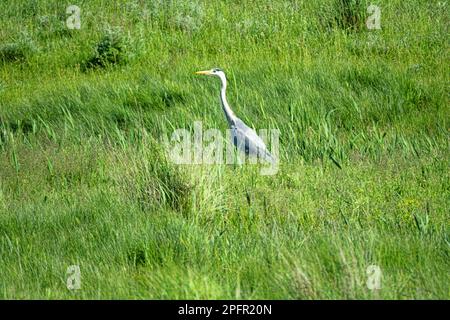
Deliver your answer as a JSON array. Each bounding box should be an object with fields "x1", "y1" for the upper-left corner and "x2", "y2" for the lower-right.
[{"x1": 195, "y1": 70, "x2": 212, "y2": 75}]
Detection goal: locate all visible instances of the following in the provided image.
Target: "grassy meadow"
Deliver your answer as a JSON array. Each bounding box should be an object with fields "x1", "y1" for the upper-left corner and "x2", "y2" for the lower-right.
[{"x1": 0, "y1": 0, "x2": 449, "y2": 299}]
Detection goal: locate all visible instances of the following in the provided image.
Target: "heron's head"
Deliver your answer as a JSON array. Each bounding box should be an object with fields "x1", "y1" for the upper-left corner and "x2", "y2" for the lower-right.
[{"x1": 195, "y1": 68, "x2": 225, "y2": 79}]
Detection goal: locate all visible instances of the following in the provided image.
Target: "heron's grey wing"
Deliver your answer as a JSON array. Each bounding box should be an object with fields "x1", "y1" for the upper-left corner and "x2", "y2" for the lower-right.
[{"x1": 231, "y1": 118, "x2": 274, "y2": 163}]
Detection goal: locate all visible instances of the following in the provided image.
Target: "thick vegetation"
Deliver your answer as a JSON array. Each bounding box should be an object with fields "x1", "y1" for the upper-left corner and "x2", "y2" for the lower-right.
[{"x1": 0, "y1": 0, "x2": 448, "y2": 299}]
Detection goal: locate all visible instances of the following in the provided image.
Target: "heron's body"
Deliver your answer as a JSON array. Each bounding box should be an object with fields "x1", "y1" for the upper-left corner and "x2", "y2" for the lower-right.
[{"x1": 195, "y1": 68, "x2": 275, "y2": 163}]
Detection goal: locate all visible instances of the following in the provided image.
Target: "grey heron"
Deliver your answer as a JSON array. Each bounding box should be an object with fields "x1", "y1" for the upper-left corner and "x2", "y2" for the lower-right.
[{"x1": 195, "y1": 68, "x2": 275, "y2": 164}]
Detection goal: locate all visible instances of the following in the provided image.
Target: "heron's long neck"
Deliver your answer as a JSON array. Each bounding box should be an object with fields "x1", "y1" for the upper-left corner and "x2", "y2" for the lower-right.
[{"x1": 219, "y1": 77, "x2": 236, "y2": 125}]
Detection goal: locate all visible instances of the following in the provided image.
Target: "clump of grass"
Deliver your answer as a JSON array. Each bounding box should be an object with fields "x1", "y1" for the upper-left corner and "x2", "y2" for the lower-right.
[
  {"x1": 0, "y1": 43, "x2": 27, "y2": 63},
  {"x1": 136, "y1": 157, "x2": 192, "y2": 212},
  {"x1": 36, "y1": 14, "x2": 73, "y2": 39},
  {"x1": 0, "y1": 33, "x2": 36, "y2": 64},
  {"x1": 0, "y1": 0, "x2": 448, "y2": 300},
  {"x1": 173, "y1": 2, "x2": 204, "y2": 33},
  {"x1": 127, "y1": 246, "x2": 147, "y2": 267},
  {"x1": 111, "y1": 140, "x2": 192, "y2": 212},
  {"x1": 83, "y1": 27, "x2": 130, "y2": 70},
  {"x1": 146, "y1": 0, "x2": 204, "y2": 32},
  {"x1": 122, "y1": 80, "x2": 189, "y2": 112},
  {"x1": 334, "y1": 0, "x2": 367, "y2": 31},
  {"x1": 0, "y1": 119, "x2": 35, "y2": 136}
]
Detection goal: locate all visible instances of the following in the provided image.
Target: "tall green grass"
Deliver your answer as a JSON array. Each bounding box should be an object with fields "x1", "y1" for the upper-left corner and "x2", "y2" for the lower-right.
[{"x1": 0, "y1": 0, "x2": 448, "y2": 299}]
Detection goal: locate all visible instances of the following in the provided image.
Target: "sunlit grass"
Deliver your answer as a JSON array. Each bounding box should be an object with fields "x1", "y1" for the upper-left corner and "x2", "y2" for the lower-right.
[{"x1": 0, "y1": 0, "x2": 448, "y2": 299}]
